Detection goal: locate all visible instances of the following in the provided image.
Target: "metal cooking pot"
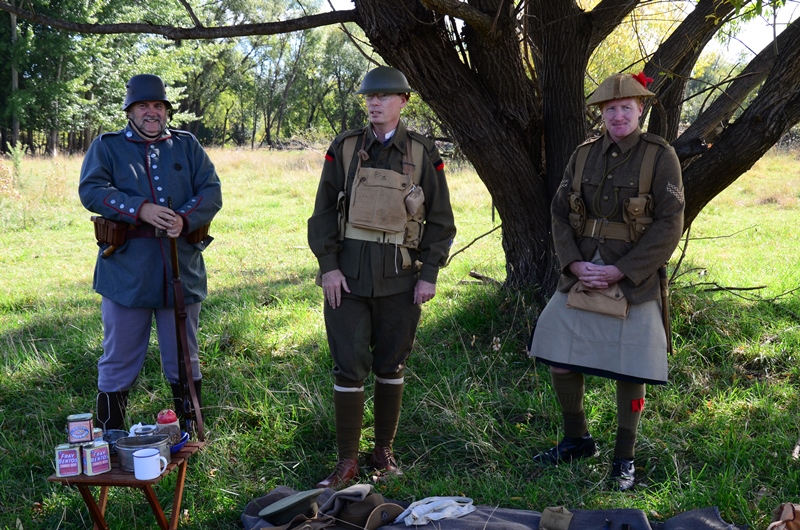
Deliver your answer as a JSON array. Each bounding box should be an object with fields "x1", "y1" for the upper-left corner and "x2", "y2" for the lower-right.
[
  {"x1": 115, "y1": 434, "x2": 171, "y2": 473},
  {"x1": 103, "y1": 429, "x2": 129, "y2": 454}
]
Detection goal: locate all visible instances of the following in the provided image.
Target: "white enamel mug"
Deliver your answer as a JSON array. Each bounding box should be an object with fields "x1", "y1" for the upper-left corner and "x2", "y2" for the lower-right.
[{"x1": 133, "y1": 447, "x2": 168, "y2": 480}]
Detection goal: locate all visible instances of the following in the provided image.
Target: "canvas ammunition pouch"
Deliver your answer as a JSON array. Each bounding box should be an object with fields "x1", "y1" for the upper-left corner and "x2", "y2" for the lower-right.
[
  {"x1": 339, "y1": 131, "x2": 425, "y2": 270},
  {"x1": 568, "y1": 140, "x2": 659, "y2": 243},
  {"x1": 91, "y1": 216, "x2": 211, "y2": 257}
]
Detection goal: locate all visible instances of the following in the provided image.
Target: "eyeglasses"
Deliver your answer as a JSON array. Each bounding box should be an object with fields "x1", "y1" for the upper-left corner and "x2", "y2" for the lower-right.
[{"x1": 363, "y1": 93, "x2": 397, "y2": 102}]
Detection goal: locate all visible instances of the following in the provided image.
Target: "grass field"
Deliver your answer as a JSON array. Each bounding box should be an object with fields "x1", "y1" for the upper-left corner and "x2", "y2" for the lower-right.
[{"x1": 1, "y1": 146, "x2": 799, "y2": 529}]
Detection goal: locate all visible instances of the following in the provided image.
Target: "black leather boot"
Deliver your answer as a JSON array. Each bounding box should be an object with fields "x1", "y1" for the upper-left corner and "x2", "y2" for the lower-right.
[
  {"x1": 96, "y1": 390, "x2": 129, "y2": 431},
  {"x1": 610, "y1": 458, "x2": 636, "y2": 491},
  {"x1": 533, "y1": 433, "x2": 598, "y2": 465}
]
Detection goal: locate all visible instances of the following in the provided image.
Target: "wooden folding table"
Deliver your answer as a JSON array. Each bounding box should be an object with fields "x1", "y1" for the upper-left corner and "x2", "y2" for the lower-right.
[{"x1": 48, "y1": 441, "x2": 205, "y2": 530}]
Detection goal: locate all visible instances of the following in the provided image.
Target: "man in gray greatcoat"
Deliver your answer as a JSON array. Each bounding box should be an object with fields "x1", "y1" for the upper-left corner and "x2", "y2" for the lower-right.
[{"x1": 79, "y1": 74, "x2": 222, "y2": 432}]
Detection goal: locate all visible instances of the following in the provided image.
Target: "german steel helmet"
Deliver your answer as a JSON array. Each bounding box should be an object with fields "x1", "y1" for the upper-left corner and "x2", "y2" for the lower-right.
[
  {"x1": 356, "y1": 66, "x2": 413, "y2": 94},
  {"x1": 123, "y1": 74, "x2": 172, "y2": 110},
  {"x1": 586, "y1": 72, "x2": 655, "y2": 106}
]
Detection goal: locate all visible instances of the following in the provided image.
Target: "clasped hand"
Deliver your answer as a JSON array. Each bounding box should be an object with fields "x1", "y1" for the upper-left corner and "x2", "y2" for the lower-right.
[
  {"x1": 321, "y1": 269, "x2": 436, "y2": 308},
  {"x1": 568, "y1": 261, "x2": 624, "y2": 290},
  {"x1": 139, "y1": 203, "x2": 183, "y2": 238}
]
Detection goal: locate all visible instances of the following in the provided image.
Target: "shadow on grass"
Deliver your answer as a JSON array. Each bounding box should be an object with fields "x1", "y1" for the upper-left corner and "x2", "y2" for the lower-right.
[{"x1": 4, "y1": 268, "x2": 800, "y2": 528}]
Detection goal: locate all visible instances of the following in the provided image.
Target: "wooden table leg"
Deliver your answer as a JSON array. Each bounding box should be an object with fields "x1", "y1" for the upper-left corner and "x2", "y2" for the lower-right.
[
  {"x1": 76, "y1": 484, "x2": 109, "y2": 530},
  {"x1": 94, "y1": 486, "x2": 109, "y2": 530},
  {"x1": 141, "y1": 484, "x2": 170, "y2": 530},
  {"x1": 169, "y1": 460, "x2": 189, "y2": 530}
]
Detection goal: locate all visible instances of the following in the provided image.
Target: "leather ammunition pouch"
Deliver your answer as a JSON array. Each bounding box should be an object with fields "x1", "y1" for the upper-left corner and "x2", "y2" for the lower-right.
[
  {"x1": 91, "y1": 216, "x2": 211, "y2": 248},
  {"x1": 91, "y1": 216, "x2": 130, "y2": 247}
]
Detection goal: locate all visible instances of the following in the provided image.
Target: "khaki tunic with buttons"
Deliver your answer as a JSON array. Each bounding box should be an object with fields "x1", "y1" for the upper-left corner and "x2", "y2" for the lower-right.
[
  {"x1": 308, "y1": 122, "x2": 456, "y2": 298},
  {"x1": 531, "y1": 128, "x2": 684, "y2": 383},
  {"x1": 307, "y1": 122, "x2": 456, "y2": 382}
]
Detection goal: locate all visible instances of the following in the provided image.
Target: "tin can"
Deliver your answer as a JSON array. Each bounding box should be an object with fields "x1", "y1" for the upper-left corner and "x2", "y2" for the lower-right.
[
  {"x1": 133, "y1": 425, "x2": 156, "y2": 436},
  {"x1": 55, "y1": 444, "x2": 82, "y2": 477},
  {"x1": 67, "y1": 413, "x2": 94, "y2": 444},
  {"x1": 92, "y1": 427, "x2": 104, "y2": 440},
  {"x1": 82, "y1": 440, "x2": 111, "y2": 476}
]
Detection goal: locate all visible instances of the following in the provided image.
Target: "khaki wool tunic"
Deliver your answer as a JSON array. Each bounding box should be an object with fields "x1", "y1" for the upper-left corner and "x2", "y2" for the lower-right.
[
  {"x1": 308, "y1": 122, "x2": 456, "y2": 297},
  {"x1": 531, "y1": 128, "x2": 685, "y2": 384}
]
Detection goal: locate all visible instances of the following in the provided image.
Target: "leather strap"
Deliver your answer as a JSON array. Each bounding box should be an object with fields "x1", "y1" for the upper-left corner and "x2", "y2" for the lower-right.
[{"x1": 172, "y1": 275, "x2": 204, "y2": 441}]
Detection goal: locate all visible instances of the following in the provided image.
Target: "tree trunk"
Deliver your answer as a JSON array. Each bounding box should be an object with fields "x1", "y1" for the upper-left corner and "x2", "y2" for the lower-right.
[
  {"x1": 358, "y1": 0, "x2": 557, "y2": 293},
  {"x1": 10, "y1": 2, "x2": 19, "y2": 149}
]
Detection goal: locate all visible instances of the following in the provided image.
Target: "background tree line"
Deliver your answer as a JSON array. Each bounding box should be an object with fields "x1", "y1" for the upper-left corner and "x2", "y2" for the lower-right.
[
  {"x1": 0, "y1": 0, "x2": 750, "y2": 158},
  {"x1": 1, "y1": 0, "x2": 797, "y2": 294},
  {"x1": 0, "y1": 0, "x2": 382, "y2": 155}
]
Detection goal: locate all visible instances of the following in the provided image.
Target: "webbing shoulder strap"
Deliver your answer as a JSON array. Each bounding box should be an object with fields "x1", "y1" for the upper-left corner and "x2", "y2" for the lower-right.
[
  {"x1": 572, "y1": 140, "x2": 660, "y2": 195},
  {"x1": 340, "y1": 132, "x2": 425, "y2": 189},
  {"x1": 341, "y1": 134, "x2": 360, "y2": 183},
  {"x1": 638, "y1": 142, "x2": 659, "y2": 195},
  {"x1": 408, "y1": 138, "x2": 424, "y2": 185},
  {"x1": 572, "y1": 143, "x2": 592, "y2": 192}
]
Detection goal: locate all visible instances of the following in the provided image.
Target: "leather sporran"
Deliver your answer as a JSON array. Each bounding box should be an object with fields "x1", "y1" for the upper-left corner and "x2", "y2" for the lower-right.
[
  {"x1": 768, "y1": 503, "x2": 800, "y2": 530},
  {"x1": 566, "y1": 282, "x2": 629, "y2": 319}
]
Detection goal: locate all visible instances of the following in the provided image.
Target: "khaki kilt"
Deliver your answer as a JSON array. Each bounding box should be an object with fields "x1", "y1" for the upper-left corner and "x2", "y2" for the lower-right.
[{"x1": 530, "y1": 290, "x2": 668, "y2": 384}]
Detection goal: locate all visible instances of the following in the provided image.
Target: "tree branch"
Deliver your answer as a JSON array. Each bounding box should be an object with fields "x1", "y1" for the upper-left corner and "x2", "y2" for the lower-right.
[
  {"x1": 0, "y1": 1, "x2": 357, "y2": 38},
  {"x1": 682, "y1": 19, "x2": 800, "y2": 224},
  {"x1": 643, "y1": 0, "x2": 737, "y2": 141},
  {"x1": 419, "y1": 0, "x2": 494, "y2": 36},
  {"x1": 675, "y1": 17, "x2": 800, "y2": 152},
  {"x1": 175, "y1": 0, "x2": 203, "y2": 28},
  {"x1": 586, "y1": 0, "x2": 638, "y2": 51}
]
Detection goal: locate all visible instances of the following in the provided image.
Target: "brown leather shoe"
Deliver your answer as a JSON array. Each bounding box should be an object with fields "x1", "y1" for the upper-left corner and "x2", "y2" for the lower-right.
[
  {"x1": 314, "y1": 458, "x2": 359, "y2": 489},
  {"x1": 371, "y1": 446, "x2": 403, "y2": 477}
]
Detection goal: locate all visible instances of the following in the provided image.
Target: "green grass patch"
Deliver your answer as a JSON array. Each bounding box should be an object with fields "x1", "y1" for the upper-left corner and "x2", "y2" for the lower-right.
[{"x1": 0, "y1": 147, "x2": 798, "y2": 529}]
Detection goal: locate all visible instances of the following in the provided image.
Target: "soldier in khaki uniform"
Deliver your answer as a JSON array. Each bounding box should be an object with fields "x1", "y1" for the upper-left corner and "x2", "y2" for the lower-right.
[
  {"x1": 529, "y1": 72, "x2": 684, "y2": 490},
  {"x1": 308, "y1": 66, "x2": 456, "y2": 490}
]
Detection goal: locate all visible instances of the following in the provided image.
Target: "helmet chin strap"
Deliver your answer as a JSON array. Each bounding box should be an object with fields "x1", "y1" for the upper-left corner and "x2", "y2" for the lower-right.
[{"x1": 128, "y1": 117, "x2": 167, "y2": 139}]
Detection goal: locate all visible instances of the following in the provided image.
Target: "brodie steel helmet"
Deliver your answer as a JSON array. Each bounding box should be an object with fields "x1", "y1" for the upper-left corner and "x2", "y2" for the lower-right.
[
  {"x1": 356, "y1": 66, "x2": 413, "y2": 95},
  {"x1": 586, "y1": 72, "x2": 655, "y2": 106},
  {"x1": 122, "y1": 74, "x2": 173, "y2": 111}
]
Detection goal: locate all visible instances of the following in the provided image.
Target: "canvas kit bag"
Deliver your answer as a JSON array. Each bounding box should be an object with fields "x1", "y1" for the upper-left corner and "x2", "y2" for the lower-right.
[{"x1": 566, "y1": 282, "x2": 629, "y2": 319}]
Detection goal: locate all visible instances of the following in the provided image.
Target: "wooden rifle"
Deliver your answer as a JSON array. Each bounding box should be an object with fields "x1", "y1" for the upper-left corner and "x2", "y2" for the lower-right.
[{"x1": 168, "y1": 198, "x2": 205, "y2": 441}]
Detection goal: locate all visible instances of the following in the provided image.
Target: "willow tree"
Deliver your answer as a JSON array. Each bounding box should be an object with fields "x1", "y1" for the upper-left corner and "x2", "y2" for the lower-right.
[{"x1": 3, "y1": 0, "x2": 798, "y2": 293}]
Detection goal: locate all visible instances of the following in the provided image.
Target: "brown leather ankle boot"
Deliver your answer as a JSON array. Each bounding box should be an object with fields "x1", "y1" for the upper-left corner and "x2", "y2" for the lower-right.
[
  {"x1": 371, "y1": 446, "x2": 403, "y2": 477},
  {"x1": 314, "y1": 458, "x2": 359, "y2": 489}
]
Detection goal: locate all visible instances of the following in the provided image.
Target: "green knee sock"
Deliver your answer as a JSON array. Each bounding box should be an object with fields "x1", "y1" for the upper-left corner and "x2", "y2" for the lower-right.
[
  {"x1": 551, "y1": 370, "x2": 588, "y2": 438},
  {"x1": 334, "y1": 388, "x2": 365, "y2": 460},
  {"x1": 615, "y1": 381, "x2": 646, "y2": 459},
  {"x1": 373, "y1": 378, "x2": 404, "y2": 448}
]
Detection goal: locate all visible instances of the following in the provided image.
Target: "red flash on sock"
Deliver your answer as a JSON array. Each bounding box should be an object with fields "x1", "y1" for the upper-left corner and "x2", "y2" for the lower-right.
[{"x1": 631, "y1": 398, "x2": 645, "y2": 412}]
